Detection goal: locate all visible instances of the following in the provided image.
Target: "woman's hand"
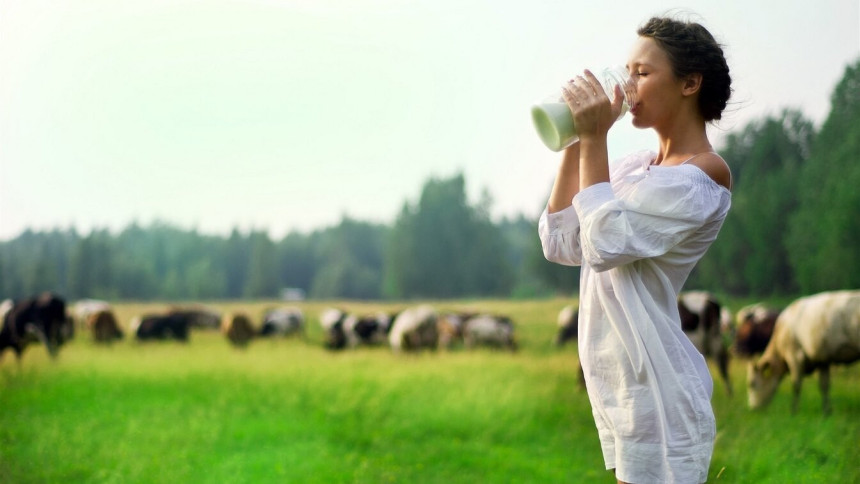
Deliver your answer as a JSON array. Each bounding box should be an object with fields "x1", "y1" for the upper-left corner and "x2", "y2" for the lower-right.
[{"x1": 561, "y1": 70, "x2": 624, "y2": 140}]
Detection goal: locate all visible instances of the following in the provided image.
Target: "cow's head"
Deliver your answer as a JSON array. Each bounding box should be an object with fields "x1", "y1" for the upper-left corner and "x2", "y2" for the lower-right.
[
  {"x1": 746, "y1": 355, "x2": 787, "y2": 410},
  {"x1": 35, "y1": 293, "x2": 73, "y2": 357}
]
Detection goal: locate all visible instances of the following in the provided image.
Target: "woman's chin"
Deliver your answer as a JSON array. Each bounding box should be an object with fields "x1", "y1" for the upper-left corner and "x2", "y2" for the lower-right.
[{"x1": 630, "y1": 117, "x2": 649, "y2": 129}]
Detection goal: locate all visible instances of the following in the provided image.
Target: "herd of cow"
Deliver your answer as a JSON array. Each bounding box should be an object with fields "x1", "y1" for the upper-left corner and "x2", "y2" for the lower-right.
[{"x1": 2, "y1": 290, "x2": 859, "y2": 414}]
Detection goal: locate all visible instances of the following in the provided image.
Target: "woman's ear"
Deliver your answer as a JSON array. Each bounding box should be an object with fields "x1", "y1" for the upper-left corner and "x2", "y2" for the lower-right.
[{"x1": 681, "y1": 72, "x2": 703, "y2": 97}]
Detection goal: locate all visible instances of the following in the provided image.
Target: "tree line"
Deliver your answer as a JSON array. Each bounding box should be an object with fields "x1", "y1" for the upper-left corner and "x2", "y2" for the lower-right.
[
  {"x1": 0, "y1": 174, "x2": 545, "y2": 302},
  {"x1": 2, "y1": 59, "x2": 858, "y2": 302}
]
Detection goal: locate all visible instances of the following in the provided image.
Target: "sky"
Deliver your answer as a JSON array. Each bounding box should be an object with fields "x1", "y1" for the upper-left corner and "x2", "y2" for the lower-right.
[{"x1": 1, "y1": 0, "x2": 858, "y2": 241}]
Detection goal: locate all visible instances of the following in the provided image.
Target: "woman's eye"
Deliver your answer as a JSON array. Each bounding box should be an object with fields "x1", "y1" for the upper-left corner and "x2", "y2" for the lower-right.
[{"x1": 636, "y1": 72, "x2": 648, "y2": 77}]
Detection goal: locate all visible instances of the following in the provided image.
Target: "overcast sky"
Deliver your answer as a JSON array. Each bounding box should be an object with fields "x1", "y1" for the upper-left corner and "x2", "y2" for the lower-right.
[{"x1": 1, "y1": 0, "x2": 858, "y2": 240}]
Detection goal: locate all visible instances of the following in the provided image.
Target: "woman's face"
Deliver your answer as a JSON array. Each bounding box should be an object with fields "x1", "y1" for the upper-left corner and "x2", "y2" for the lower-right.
[{"x1": 626, "y1": 36, "x2": 685, "y2": 130}]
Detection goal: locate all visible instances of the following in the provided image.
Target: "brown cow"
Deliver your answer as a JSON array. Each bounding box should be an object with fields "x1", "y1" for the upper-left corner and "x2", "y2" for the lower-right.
[
  {"x1": 86, "y1": 309, "x2": 124, "y2": 343},
  {"x1": 221, "y1": 312, "x2": 255, "y2": 348},
  {"x1": 733, "y1": 303, "x2": 780, "y2": 357}
]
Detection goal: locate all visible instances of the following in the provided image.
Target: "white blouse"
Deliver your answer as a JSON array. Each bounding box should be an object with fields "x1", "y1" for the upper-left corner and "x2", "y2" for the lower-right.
[{"x1": 539, "y1": 150, "x2": 731, "y2": 484}]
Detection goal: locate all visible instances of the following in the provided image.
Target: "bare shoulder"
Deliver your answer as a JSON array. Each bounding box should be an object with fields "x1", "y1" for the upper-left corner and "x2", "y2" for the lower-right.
[{"x1": 687, "y1": 152, "x2": 732, "y2": 191}]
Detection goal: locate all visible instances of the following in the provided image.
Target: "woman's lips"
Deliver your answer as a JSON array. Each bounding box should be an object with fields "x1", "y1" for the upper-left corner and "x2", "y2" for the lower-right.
[{"x1": 630, "y1": 102, "x2": 640, "y2": 115}]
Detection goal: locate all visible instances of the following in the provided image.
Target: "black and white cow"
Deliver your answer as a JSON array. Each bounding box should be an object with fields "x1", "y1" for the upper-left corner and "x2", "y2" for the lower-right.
[
  {"x1": 344, "y1": 312, "x2": 396, "y2": 348},
  {"x1": 319, "y1": 308, "x2": 395, "y2": 349},
  {"x1": 555, "y1": 304, "x2": 579, "y2": 347},
  {"x1": 678, "y1": 291, "x2": 732, "y2": 395},
  {"x1": 260, "y1": 307, "x2": 305, "y2": 338},
  {"x1": 319, "y1": 308, "x2": 350, "y2": 350},
  {"x1": 0, "y1": 292, "x2": 74, "y2": 362}
]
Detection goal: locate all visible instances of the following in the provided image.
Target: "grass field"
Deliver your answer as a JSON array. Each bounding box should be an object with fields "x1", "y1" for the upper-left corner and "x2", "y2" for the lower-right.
[{"x1": 1, "y1": 299, "x2": 858, "y2": 483}]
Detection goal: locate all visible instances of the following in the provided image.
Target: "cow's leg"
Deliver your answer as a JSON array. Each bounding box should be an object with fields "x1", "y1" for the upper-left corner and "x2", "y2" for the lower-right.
[
  {"x1": 24, "y1": 323, "x2": 57, "y2": 359},
  {"x1": 13, "y1": 344, "x2": 25, "y2": 369},
  {"x1": 718, "y1": 348, "x2": 732, "y2": 397},
  {"x1": 818, "y1": 365, "x2": 832, "y2": 416},
  {"x1": 787, "y1": 362, "x2": 805, "y2": 414},
  {"x1": 789, "y1": 375, "x2": 803, "y2": 414}
]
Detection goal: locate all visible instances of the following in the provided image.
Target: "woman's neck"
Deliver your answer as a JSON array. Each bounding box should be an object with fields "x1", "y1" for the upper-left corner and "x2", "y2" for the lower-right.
[{"x1": 652, "y1": 114, "x2": 712, "y2": 166}]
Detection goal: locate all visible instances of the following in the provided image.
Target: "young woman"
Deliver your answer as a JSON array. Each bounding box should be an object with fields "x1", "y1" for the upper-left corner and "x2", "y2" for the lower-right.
[{"x1": 538, "y1": 17, "x2": 732, "y2": 484}]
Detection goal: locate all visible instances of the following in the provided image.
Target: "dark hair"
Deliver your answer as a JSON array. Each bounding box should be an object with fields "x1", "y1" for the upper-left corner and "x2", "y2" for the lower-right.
[{"x1": 637, "y1": 17, "x2": 732, "y2": 122}]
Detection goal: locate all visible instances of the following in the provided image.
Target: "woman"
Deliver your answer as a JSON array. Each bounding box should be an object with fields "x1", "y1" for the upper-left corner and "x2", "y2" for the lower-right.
[{"x1": 538, "y1": 17, "x2": 732, "y2": 483}]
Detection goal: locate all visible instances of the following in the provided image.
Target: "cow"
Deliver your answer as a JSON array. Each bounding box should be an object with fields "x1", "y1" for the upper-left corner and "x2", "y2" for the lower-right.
[
  {"x1": 678, "y1": 291, "x2": 732, "y2": 396},
  {"x1": 555, "y1": 305, "x2": 578, "y2": 347},
  {"x1": 259, "y1": 307, "x2": 305, "y2": 338},
  {"x1": 167, "y1": 307, "x2": 222, "y2": 331},
  {"x1": 319, "y1": 308, "x2": 395, "y2": 350},
  {"x1": 462, "y1": 314, "x2": 517, "y2": 351},
  {"x1": 388, "y1": 305, "x2": 439, "y2": 353},
  {"x1": 130, "y1": 313, "x2": 190, "y2": 342},
  {"x1": 733, "y1": 303, "x2": 780, "y2": 357},
  {"x1": 221, "y1": 312, "x2": 255, "y2": 348},
  {"x1": 747, "y1": 290, "x2": 860, "y2": 415},
  {"x1": 437, "y1": 312, "x2": 474, "y2": 350},
  {"x1": 71, "y1": 299, "x2": 111, "y2": 331},
  {"x1": 0, "y1": 292, "x2": 74, "y2": 362},
  {"x1": 344, "y1": 312, "x2": 396, "y2": 348},
  {"x1": 86, "y1": 309, "x2": 124, "y2": 343},
  {"x1": 319, "y1": 308, "x2": 349, "y2": 350}
]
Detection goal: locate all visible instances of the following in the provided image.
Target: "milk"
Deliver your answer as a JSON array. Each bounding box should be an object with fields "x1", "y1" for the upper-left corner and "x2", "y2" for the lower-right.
[
  {"x1": 531, "y1": 101, "x2": 577, "y2": 153},
  {"x1": 531, "y1": 99, "x2": 630, "y2": 152},
  {"x1": 530, "y1": 66, "x2": 635, "y2": 152}
]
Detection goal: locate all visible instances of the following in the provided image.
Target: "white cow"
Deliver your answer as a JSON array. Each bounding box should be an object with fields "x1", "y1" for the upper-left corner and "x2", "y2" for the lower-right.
[
  {"x1": 71, "y1": 299, "x2": 111, "y2": 330},
  {"x1": 462, "y1": 314, "x2": 517, "y2": 351},
  {"x1": 747, "y1": 290, "x2": 860, "y2": 414},
  {"x1": 388, "y1": 305, "x2": 438, "y2": 353}
]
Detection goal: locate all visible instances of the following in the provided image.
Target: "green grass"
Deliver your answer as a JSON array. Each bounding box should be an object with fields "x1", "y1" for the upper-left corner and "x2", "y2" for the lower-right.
[{"x1": 1, "y1": 299, "x2": 858, "y2": 483}]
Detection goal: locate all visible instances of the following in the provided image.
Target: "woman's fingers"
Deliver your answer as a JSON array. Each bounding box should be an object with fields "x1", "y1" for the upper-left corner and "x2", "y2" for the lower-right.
[
  {"x1": 563, "y1": 77, "x2": 594, "y2": 103},
  {"x1": 581, "y1": 70, "x2": 604, "y2": 98},
  {"x1": 561, "y1": 80, "x2": 584, "y2": 110},
  {"x1": 561, "y1": 70, "x2": 618, "y2": 137}
]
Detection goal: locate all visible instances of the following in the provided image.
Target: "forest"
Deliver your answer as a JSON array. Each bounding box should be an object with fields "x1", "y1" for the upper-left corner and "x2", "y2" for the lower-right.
[{"x1": 2, "y1": 59, "x2": 857, "y2": 302}]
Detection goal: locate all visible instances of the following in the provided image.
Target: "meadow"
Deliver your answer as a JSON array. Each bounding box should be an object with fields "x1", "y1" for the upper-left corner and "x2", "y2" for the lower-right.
[{"x1": 1, "y1": 299, "x2": 858, "y2": 483}]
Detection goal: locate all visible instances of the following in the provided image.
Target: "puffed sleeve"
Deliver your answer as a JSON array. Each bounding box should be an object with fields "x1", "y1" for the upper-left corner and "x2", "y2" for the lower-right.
[
  {"x1": 538, "y1": 204, "x2": 583, "y2": 266},
  {"x1": 573, "y1": 169, "x2": 728, "y2": 272}
]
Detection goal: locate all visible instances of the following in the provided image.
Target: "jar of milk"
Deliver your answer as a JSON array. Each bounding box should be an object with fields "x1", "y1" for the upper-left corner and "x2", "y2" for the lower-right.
[{"x1": 531, "y1": 66, "x2": 637, "y2": 152}]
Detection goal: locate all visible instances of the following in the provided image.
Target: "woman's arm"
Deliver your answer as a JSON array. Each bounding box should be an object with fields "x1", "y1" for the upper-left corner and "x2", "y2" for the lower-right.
[
  {"x1": 579, "y1": 137, "x2": 611, "y2": 190},
  {"x1": 547, "y1": 143, "x2": 581, "y2": 213}
]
